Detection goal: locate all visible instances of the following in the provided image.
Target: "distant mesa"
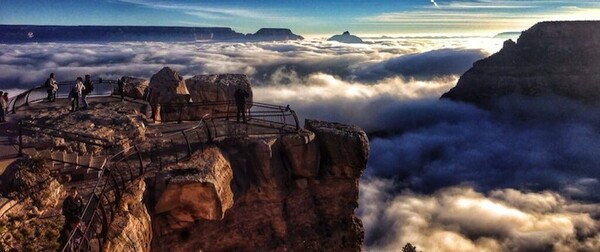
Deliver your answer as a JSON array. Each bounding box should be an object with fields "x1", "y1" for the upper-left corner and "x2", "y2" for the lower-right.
[
  {"x1": 0, "y1": 25, "x2": 304, "y2": 43},
  {"x1": 493, "y1": 31, "x2": 522, "y2": 39},
  {"x1": 327, "y1": 31, "x2": 364, "y2": 43},
  {"x1": 245, "y1": 28, "x2": 304, "y2": 41},
  {"x1": 442, "y1": 21, "x2": 600, "y2": 106}
]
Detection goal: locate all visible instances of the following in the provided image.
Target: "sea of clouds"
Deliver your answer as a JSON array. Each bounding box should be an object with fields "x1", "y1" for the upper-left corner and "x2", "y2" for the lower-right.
[{"x1": 1, "y1": 37, "x2": 599, "y2": 251}]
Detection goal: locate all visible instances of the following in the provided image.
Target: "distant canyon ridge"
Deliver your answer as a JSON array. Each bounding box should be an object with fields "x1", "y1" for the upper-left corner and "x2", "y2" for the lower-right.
[{"x1": 0, "y1": 25, "x2": 304, "y2": 43}]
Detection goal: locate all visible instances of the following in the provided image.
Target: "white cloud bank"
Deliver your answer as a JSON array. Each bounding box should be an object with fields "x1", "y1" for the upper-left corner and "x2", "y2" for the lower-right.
[
  {"x1": 360, "y1": 180, "x2": 600, "y2": 251},
  {"x1": 3, "y1": 38, "x2": 600, "y2": 251}
]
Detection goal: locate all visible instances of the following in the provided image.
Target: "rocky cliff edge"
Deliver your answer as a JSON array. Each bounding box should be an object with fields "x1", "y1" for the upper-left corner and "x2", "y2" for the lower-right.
[
  {"x1": 149, "y1": 119, "x2": 367, "y2": 251},
  {"x1": 442, "y1": 21, "x2": 600, "y2": 106}
]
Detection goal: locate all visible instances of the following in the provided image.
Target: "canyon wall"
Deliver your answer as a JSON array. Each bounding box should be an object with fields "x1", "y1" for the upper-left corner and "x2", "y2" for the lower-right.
[{"x1": 442, "y1": 21, "x2": 600, "y2": 106}]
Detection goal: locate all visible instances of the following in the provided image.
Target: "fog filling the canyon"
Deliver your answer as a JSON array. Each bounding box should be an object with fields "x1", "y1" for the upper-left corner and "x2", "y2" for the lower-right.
[{"x1": 2, "y1": 38, "x2": 599, "y2": 251}]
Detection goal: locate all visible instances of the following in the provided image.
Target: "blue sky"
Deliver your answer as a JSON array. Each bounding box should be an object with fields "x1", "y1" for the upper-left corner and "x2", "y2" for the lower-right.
[{"x1": 1, "y1": 0, "x2": 599, "y2": 36}]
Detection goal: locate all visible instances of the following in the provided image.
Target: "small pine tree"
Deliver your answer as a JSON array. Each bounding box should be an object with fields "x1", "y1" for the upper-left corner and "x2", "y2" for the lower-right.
[{"x1": 402, "y1": 243, "x2": 418, "y2": 252}]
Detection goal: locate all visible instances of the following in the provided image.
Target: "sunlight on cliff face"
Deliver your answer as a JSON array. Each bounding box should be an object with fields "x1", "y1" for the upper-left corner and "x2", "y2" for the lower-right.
[{"x1": 253, "y1": 73, "x2": 458, "y2": 103}]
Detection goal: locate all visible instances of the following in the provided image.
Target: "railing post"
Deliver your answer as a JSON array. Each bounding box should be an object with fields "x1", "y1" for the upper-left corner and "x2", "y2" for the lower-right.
[
  {"x1": 18, "y1": 120, "x2": 23, "y2": 157},
  {"x1": 133, "y1": 145, "x2": 144, "y2": 176},
  {"x1": 178, "y1": 103, "x2": 183, "y2": 124},
  {"x1": 291, "y1": 109, "x2": 300, "y2": 131},
  {"x1": 205, "y1": 122, "x2": 213, "y2": 143},
  {"x1": 246, "y1": 105, "x2": 251, "y2": 122},
  {"x1": 182, "y1": 130, "x2": 192, "y2": 158},
  {"x1": 24, "y1": 91, "x2": 31, "y2": 106}
]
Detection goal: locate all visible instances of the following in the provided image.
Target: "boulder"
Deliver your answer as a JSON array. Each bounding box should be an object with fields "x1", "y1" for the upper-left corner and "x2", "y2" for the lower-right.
[
  {"x1": 305, "y1": 119, "x2": 369, "y2": 178},
  {"x1": 154, "y1": 147, "x2": 234, "y2": 232},
  {"x1": 186, "y1": 74, "x2": 252, "y2": 103},
  {"x1": 148, "y1": 67, "x2": 190, "y2": 106},
  {"x1": 183, "y1": 74, "x2": 253, "y2": 119},
  {"x1": 121, "y1": 76, "x2": 149, "y2": 100}
]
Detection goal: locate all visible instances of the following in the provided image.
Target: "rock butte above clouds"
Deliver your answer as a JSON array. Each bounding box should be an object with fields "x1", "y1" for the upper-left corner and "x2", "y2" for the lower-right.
[
  {"x1": 328, "y1": 31, "x2": 364, "y2": 44},
  {"x1": 442, "y1": 21, "x2": 600, "y2": 106}
]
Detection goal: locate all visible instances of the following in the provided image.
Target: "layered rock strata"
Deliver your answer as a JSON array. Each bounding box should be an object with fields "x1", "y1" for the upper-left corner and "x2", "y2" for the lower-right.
[
  {"x1": 442, "y1": 21, "x2": 600, "y2": 106},
  {"x1": 151, "y1": 119, "x2": 368, "y2": 251},
  {"x1": 105, "y1": 179, "x2": 152, "y2": 252},
  {"x1": 153, "y1": 147, "x2": 234, "y2": 232}
]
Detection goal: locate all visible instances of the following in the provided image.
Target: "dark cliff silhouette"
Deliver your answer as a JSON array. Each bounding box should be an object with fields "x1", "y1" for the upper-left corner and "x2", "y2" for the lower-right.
[{"x1": 442, "y1": 21, "x2": 600, "y2": 106}]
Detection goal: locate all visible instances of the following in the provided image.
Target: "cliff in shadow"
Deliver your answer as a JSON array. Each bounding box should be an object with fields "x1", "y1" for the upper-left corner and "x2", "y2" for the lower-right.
[
  {"x1": 149, "y1": 119, "x2": 367, "y2": 251},
  {"x1": 442, "y1": 21, "x2": 600, "y2": 106}
]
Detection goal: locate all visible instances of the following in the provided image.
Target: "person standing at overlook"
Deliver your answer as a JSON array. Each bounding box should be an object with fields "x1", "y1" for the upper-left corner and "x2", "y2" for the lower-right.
[
  {"x1": 2, "y1": 92, "x2": 8, "y2": 120},
  {"x1": 45, "y1": 73, "x2": 58, "y2": 102},
  {"x1": 82, "y1": 74, "x2": 94, "y2": 109},
  {"x1": 0, "y1": 91, "x2": 6, "y2": 122},
  {"x1": 60, "y1": 187, "x2": 85, "y2": 250},
  {"x1": 69, "y1": 77, "x2": 85, "y2": 112},
  {"x1": 62, "y1": 187, "x2": 84, "y2": 228},
  {"x1": 117, "y1": 77, "x2": 126, "y2": 101},
  {"x1": 234, "y1": 86, "x2": 250, "y2": 123}
]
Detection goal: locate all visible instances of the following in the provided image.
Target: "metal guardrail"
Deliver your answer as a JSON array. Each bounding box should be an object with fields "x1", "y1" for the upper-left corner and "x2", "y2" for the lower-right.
[
  {"x1": 61, "y1": 119, "x2": 210, "y2": 251},
  {"x1": 8, "y1": 79, "x2": 120, "y2": 114},
  {"x1": 9, "y1": 81, "x2": 301, "y2": 251},
  {"x1": 159, "y1": 101, "x2": 300, "y2": 132}
]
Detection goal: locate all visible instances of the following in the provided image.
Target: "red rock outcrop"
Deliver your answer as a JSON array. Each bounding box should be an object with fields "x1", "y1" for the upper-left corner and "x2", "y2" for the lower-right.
[
  {"x1": 185, "y1": 74, "x2": 253, "y2": 103},
  {"x1": 105, "y1": 179, "x2": 152, "y2": 252},
  {"x1": 153, "y1": 147, "x2": 234, "y2": 232},
  {"x1": 150, "y1": 120, "x2": 367, "y2": 251},
  {"x1": 148, "y1": 67, "x2": 190, "y2": 121},
  {"x1": 121, "y1": 76, "x2": 149, "y2": 100},
  {"x1": 442, "y1": 21, "x2": 600, "y2": 106}
]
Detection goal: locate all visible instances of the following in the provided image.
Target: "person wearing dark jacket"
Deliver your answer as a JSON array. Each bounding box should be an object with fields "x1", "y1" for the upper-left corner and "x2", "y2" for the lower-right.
[
  {"x1": 62, "y1": 186, "x2": 84, "y2": 227},
  {"x1": 234, "y1": 87, "x2": 250, "y2": 123},
  {"x1": 117, "y1": 77, "x2": 126, "y2": 101},
  {"x1": 82, "y1": 74, "x2": 94, "y2": 109},
  {"x1": 45, "y1": 73, "x2": 58, "y2": 102},
  {"x1": 0, "y1": 91, "x2": 6, "y2": 122},
  {"x1": 69, "y1": 77, "x2": 85, "y2": 112}
]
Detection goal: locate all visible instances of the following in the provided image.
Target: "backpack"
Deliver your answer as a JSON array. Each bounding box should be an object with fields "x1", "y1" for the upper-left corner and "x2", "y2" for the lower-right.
[
  {"x1": 44, "y1": 78, "x2": 51, "y2": 88},
  {"x1": 70, "y1": 85, "x2": 78, "y2": 97}
]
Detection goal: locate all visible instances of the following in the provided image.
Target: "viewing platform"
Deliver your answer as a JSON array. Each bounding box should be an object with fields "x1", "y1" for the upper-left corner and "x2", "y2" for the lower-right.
[{"x1": 0, "y1": 77, "x2": 306, "y2": 251}]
